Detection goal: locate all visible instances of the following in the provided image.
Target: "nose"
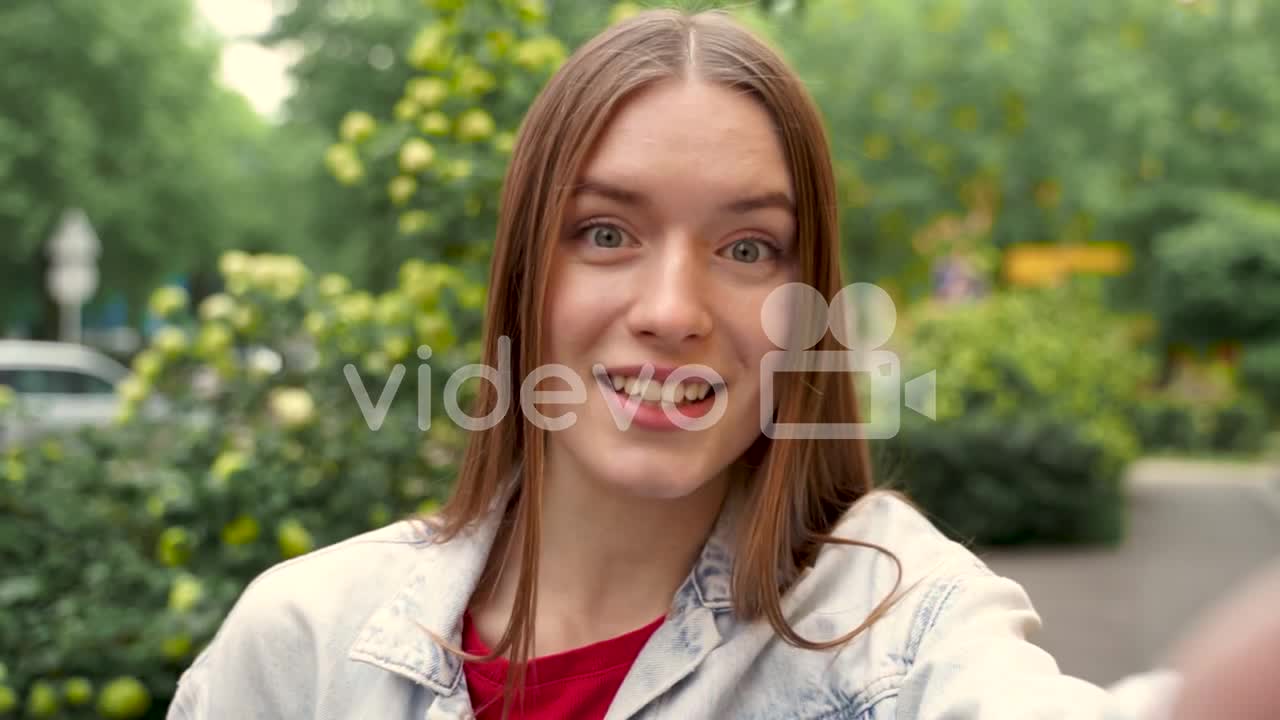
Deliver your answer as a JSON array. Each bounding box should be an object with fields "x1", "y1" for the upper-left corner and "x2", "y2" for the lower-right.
[{"x1": 626, "y1": 240, "x2": 713, "y2": 347}]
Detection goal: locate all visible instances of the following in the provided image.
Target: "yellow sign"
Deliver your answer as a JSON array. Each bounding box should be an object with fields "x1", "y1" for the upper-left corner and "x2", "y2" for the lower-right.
[{"x1": 1003, "y1": 243, "x2": 1133, "y2": 287}]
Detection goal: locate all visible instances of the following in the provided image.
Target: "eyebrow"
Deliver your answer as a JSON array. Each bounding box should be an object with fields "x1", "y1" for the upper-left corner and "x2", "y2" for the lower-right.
[{"x1": 570, "y1": 178, "x2": 795, "y2": 215}]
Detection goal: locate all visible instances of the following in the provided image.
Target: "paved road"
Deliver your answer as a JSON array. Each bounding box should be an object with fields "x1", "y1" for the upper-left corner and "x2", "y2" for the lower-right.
[{"x1": 978, "y1": 458, "x2": 1280, "y2": 687}]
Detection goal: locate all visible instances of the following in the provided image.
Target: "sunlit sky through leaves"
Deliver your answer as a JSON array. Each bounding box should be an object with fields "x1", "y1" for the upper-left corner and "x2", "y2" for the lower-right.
[{"x1": 196, "y1": 0, "x2": 296, "y2": 119}]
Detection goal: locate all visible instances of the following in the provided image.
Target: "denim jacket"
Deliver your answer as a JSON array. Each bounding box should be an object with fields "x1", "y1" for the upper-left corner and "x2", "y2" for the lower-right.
[{"x1": 167, "y1": 487, "x2": 1182, "y2": 720}]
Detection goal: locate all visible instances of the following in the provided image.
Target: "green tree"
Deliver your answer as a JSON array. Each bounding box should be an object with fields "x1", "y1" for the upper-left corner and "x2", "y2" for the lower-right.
[
  {"x1": 0, "y1": 0, "x2": 310, "y2": 336},
  {"x1": 774, "y1": 0, "x2": 1280, "y2": 303},
  {"x1": 255, "y1": 0, "x2": 433, "y2": 291}
]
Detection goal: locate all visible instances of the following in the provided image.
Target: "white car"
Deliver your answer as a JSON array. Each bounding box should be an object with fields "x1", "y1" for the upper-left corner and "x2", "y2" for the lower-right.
[{"x1": 0, "y1": 339, "x2": 132, "y2": 445}]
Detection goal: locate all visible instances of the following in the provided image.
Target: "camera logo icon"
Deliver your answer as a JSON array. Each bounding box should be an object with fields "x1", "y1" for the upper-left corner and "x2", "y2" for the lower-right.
[{"x1": 759, "y1": 282, "x2": 936, "y2": 440}]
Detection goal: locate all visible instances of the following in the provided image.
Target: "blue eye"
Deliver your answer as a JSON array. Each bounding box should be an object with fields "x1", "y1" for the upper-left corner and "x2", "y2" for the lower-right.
[
  {"x1": 725, "y1": 238, "x2": 776, "y2": 263},
  {"x1": 584, "y1": 223, "x2": 625, "y2": 248}
]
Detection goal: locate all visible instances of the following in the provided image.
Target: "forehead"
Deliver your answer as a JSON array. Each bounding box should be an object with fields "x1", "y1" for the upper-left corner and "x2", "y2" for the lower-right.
[{"x1": 575, "y1": 79, "x2": 794, "y2": 206}]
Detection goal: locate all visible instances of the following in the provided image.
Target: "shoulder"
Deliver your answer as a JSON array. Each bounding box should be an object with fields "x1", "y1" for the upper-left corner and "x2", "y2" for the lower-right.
[
  {"x1": 798, "y1": 490, "x2": 1020, "y2": 662},
  {"x1": 223, "y1": 519, "x2": 434, "y2": 623},
  {"x1": 834, "y1": 490, "x2": 1041, "y2": 631},
  {"x1": 832, "y1": 489, "x2": 965, "y2": 549},
  {"x1": 726, "y1": 492, "x2": 1028, "y2": 718},
  {"x1": 205, "y1": 519, "x2": 436, "y2": 651},
  {"x1": 168, "y1": 520, "x2": 437, "y2": 718},
  {"x1": 822, "y1": 489, "x2": 990, "y2": 587}
]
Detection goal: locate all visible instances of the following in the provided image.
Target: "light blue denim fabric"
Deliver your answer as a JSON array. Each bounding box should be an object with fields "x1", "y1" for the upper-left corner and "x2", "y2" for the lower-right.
[{"x1": 167, "y1": 487, "x2": 1182, "y2": 719}]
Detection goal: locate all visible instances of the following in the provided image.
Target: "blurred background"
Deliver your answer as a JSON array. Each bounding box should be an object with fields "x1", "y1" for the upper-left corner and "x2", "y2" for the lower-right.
[{"x1": 2, "y1": 0, "x2": 1279, "y2": 717}]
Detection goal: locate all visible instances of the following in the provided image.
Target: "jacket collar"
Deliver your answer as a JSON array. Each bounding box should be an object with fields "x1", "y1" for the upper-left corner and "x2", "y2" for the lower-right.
[{"x1": 347, "y1": 478, "x2": 747, "y2": 695}]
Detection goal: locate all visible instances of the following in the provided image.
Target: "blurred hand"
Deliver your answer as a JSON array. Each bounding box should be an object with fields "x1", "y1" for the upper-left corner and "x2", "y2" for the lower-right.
[{"x1": 1166, "y1": 558, "x2": 1280, "y2": 720}]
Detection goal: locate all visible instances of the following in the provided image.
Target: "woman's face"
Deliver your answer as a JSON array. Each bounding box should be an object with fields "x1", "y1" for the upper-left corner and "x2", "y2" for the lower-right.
[{"x1": 538, "y1": 77, "x2": 799, "y2": 501}]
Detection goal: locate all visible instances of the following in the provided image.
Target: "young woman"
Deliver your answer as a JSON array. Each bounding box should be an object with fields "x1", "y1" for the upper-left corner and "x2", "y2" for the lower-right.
[{"x1": 168, "y1": 8, "x2": 1280, "y2": 720}]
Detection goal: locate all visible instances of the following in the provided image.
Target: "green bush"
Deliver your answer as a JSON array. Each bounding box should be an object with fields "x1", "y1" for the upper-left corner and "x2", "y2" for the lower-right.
[
  {"x1": 884, "y1": 281, "x2": 1155, "y2": 545},
  {"x1": 1241, "y1": 337, "x2": 1280, "y2": 420},
  {"x1": 1208, "y1": 396, "x2": 1270, "y2": 455},
  {"x1": 882, "y1": 413, "x2": 1128, "y2": 546},
  {"x1": 1130, "y1": 392, "x2": 1270, "y2": 457},
  {"x1": 1131, "y1": 395, "x2": 1206, "y2": 454},
  {"x1": 0, "y1": 253, "x2": 484, "y2": 718},
  {"x1": 1151, "y1": 191, "x2": 1280, "y2": 349},
  {"x1": 322, "y1": 0, "x2": 568, "y2": 259}
]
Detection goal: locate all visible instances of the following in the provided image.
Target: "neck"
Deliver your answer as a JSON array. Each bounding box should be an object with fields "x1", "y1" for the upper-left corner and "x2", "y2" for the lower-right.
[{"x1": 470, "y1": 454, "x2": 732, "y2": 655}]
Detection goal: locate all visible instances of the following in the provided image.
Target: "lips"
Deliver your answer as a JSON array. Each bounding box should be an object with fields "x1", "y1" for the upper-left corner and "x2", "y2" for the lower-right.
[{"x1": 583, "y1": 363, "x2": 726, "y2": 431}]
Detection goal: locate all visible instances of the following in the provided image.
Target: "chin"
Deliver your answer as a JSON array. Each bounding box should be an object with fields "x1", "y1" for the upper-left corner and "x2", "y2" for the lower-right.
[{"x1": 585, "y1": 449, "x2": 724, "y2": 501}]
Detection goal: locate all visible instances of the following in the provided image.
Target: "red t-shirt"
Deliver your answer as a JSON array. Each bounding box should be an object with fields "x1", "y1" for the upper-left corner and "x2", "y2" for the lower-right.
[{"x1": 461, "y1": 610, "x2": 666, "y2": 720}]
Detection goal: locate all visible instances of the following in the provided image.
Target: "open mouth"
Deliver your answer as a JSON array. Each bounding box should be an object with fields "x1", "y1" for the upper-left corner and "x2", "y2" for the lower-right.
[{"x1": 592, "y1": 366, "x2": 726, "y2": 409}]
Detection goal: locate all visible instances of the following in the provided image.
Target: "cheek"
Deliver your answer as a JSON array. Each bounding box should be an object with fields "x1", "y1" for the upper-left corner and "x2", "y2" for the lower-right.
[
  {"x1": 543, "y1": 266, "x2": 622, "y2": 362},
  {"x1": 721, "y1": 293, "x2": 782, "y2": 384},
  {"x1": 748, "y1": 284, "x2": 790, "y2": 355}
]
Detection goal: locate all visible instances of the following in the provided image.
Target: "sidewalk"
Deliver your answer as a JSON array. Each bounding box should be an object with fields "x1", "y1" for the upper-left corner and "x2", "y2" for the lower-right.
[{"x1": 979, "y1": 457, "x2": 1280, "y2": 686}]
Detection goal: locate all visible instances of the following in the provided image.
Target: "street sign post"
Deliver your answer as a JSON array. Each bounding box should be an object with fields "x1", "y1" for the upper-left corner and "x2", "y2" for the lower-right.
[{"x1": 46, "y1": 208, "x2": 101, "y2": 344}]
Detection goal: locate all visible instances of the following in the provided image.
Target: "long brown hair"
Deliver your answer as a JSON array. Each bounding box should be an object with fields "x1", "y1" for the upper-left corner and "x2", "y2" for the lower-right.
[{"x1": 421, "y1": 7, "x2": 905, "y2": 717}]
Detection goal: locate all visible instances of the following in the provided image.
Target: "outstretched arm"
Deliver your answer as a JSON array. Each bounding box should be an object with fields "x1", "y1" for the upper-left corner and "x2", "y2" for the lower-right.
[
  {"x1": 890, "y1": 565, "x2": 1180, "y2": 720},
  {"x1": 886, "y1": 558, "x2": 1280, "y2": 719},
  {"x1": 1164, "y1": 559, "x2": 1280, "y2": 720}
]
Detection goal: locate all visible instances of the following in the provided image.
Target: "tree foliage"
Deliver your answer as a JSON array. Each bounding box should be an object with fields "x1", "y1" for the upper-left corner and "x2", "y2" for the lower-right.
[
  {"x1": 774, "y1": 0, "x2": 1280, "y2": 301},
  {"x1": 0, "y1": 1, "x2": 304, "y2": 334}
]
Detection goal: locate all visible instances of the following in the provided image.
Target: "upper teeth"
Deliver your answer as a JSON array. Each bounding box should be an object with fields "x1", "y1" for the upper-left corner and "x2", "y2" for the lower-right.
[{"x1": 609, "y1": 374, "x2": 713, "y2": 403}]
